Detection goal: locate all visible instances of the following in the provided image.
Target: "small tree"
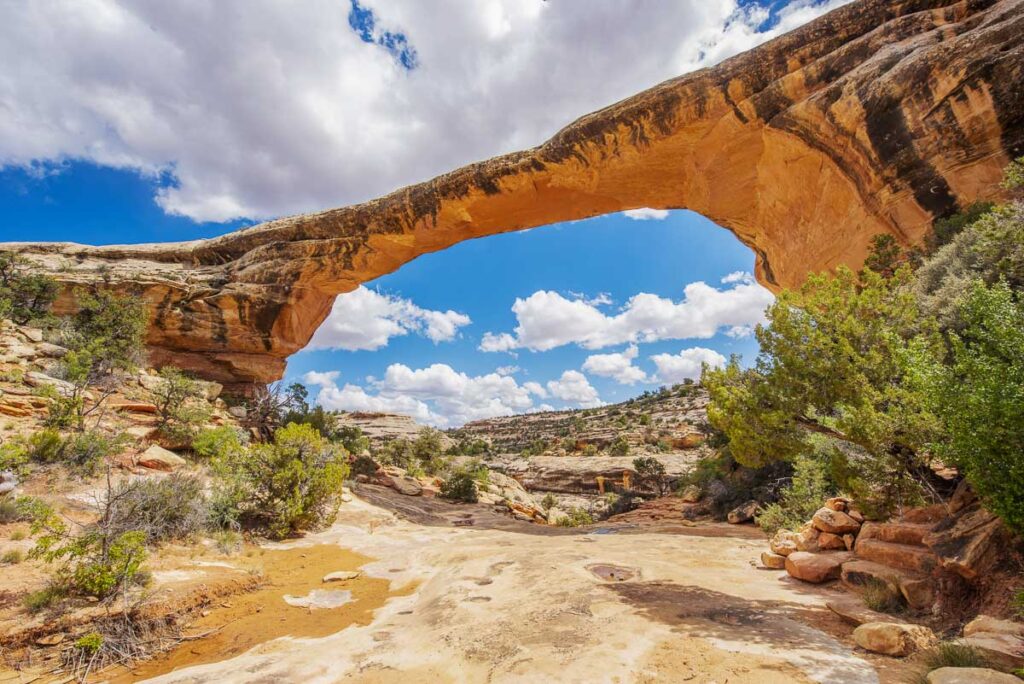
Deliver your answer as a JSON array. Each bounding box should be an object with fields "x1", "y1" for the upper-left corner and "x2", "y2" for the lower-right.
[
  {"x1": 151, "y1": 367, "x2": 211, "y2": 444},
  {"x1": 609, "y1": 436, "x2": 630, "y2": 456},
  {"x1": 632, "y1": 456, "x2": 669, "y2": 495},
  {"x1": 0, "y1": 252, "x2": 59, "y2": 325},
  {"x1": 212, "y1": 423, "x2": 349, "y2": 539}
]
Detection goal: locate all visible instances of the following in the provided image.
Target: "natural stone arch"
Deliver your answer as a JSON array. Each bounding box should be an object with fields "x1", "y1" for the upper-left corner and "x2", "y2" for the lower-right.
[{"x1": 5, "y1": 0, "x2": 1023, "y2": 391}]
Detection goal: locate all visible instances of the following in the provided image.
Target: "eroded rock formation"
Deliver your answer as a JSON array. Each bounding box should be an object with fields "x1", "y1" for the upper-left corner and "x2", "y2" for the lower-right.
[{"x1": 5, "y1": 0, "x2": 1023, "y2": 389}]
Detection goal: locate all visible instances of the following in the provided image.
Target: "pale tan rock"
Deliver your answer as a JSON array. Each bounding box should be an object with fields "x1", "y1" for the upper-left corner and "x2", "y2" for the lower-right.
[
  {"x1": 852, "y1": 622, "x2": 936, "y2": 656},
  {"x1": 964, "y1": 616, "x2": 1024, "y2": 639},
  {"x1": 760, "y1": 552, "x2": 787, "y2": 570},
  {"x1": 679, "y1": 484, "x2": 701, "y2": 503},
  {"x1": 770, "y1": 530, "x2": 799, "y2": 557},
  {"x1": 322, "y1": 571, "x2": 360, "y2": 583},
  {"x1": 138, "y1": 445, "x2": 186, "y2": 471},
  {"x1": 927, "y1": 668, "x2": 1020, "y2": 684},
  {"x1": 812, "y1": 507, "x2": 861, "y2": 535},
  {"x1": 960, "y1": 633, "x2": 1024, "y2": 670},
  {"x1": 727, "y1": 500, "x2": 758, "y2": 524}
]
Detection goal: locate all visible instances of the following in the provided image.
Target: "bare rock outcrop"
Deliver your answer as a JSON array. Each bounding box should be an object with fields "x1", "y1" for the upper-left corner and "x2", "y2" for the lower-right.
[{"x1": 4, "y1": 0, "x2": 1023, "y2": 388}]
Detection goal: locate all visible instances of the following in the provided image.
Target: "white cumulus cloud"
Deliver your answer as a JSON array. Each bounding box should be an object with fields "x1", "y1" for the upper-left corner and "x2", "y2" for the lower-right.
[
  {"x1": 623, "y1": 208, "x2": 669, "y2": 221},
  {"x1": 303, "y1": 362, "x2": 599, "y2": 427},
  {"x1": 582, "y1": 344, "x2": 648, "y2": 384},
  {"x1": 650, "y1": 347, "x2": 726, "y2": 384},
  {"x1": 480, "y1": 276, "x2": 773, "y2": 352},
  {"x1": 546, "y1": 370, "x2": 602, "y2": 408},
  {"x1": 306, "y1": 286, "x2": 470, "y2": 351},
  {"x1": 0, "y1": 1, "x2": 850, "y2": 223}
]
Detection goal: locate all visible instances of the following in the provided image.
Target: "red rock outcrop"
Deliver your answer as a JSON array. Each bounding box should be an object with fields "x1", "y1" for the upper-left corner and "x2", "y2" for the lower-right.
[{"x1": 4, "y1": 0, "x2": 1023, "y2": 389}]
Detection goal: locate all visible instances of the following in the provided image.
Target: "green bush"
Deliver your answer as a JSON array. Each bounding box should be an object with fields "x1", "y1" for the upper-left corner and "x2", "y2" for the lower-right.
[
  {"x1": 609, "y1": 436, "x2": 630, "y2": 456},
  {"x1": 106, "y1": 474, "x2": 210, "y2": 544},
  {"x1": 632, "y1": 456, "x2": 668, "y2": 495},
  {"x1": 556, "y1": 507, "x2": 594, "y2": 527},
  {"x1": 540, "y1": 493, "x2": 557, "y2": 511},
  {"x1": 27, "y1": 428, "x2": 63, "y2": 463},
  {"x1": 59, "y1": 430, "x2": 125, "y2": 476},
  {"x1": 0, "y1": 252, "x2": 58, "y2": 325},
  {"x1": 212, "y1": 422, "x2": 349, "y2": 539},
  {"x1": 755, "y1": 443, "x2": 835, "y2": 536},
  {"x1": 0, "y1": 441, "x2": 28, "y2": 474},
  {"x1": 23, "y1": 584, "x2": 66, "y2": 613},
  {"x1": 439, "y1": 471, "x2": 478, "y2": 503},
  {"x1": 349, "y1": 454, "x2": 379, "y2": 477},
  {"x1": 2, "y1": 549, "x2": 23, "y2": 564},
  {"x1": 192, "y1": 426, "x2": 245, "y2": 460},
  {"x1": 151, "y1": 367, "x2": 211, "y2": 444},
  {"x1": 906, "y1": 280, "x2": 1024, "y2": 533}
]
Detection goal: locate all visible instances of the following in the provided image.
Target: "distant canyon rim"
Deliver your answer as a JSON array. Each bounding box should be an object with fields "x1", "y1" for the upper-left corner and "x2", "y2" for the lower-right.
[{"x1": 3, "y1": 0, "x2": 1023, "y2": 391}]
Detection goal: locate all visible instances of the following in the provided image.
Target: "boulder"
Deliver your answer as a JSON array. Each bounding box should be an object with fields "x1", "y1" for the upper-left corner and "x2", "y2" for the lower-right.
[
  {"x1": 389, "y1": 476, "x2": 423, "y2": 497},
  {"x1": 137, "y1": 373, "x2": 165, "y2": 392},
  {"x1": 852, "y1": 622, "x2": 936, "y2": 656},
  {"x1": 923, "y1": 504, "x2": 1012, "y2": 581},
  {"x1": 322, "y1": 570, "x2": 360, "y2": 583},
  {"x1": 679, "y1": 484, "x2": 702, "y2": 503},
  {"x1": 24, "y1": 371, "x2": 74, "y2": 396},
  {"x1": 964, "y1": 616, "x2": 1024, "y2": 639},
  {"x1": 960, "y1": 632, "x2": 1024, "y2": 670},
  {"x1": 812, "y1": 507, "x2": 861, "y2": 534},
  {"x1": 760, "y1": 551, "x2": 787, "y2": 569},
  {"x1": 825, "y1": 497, "x2": 850, "y2": 512},
  {"x1": 784, "y1": 551, "x2": 853, "y2": 583},
  {"x1": 727, "y1": 499, "x2": 758, "y2": 524},
  {"x1": 228, "y1": 406, "x2": 248, "y2": 419},
  {"x1": 818, "y1": 532, "x2": 846, "y2": 550},
  {"x1": 21, "y1": 327, "x2": 43, "y2": 343},
  {"x1": 197, "y1": 380, "x2": 223, "y2": 401},
  {"x1": 35, "y1": 342, "x2": 67, "y2": 358},
  {"x1": 927, "y1": 668, "x2": 1020, "y2": 684},
  {"x1": 770, "y1": 529, "x2": 799, "y2": 557},
  {"x1": 795, "y1": 523, "x2": 821, "y2": 552},
  {"x1": 137, "y1": 445, "x2": 187, "y2": 471}
]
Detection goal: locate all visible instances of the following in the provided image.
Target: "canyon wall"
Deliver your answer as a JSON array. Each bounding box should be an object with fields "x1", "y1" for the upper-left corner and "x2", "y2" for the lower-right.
[{"x1": 4, "y1": 0, "x2": 1023, "y2": 390}]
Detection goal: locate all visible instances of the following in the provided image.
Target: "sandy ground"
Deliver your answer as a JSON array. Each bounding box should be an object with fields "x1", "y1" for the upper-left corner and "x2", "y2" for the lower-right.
[{"x1": 130, "y1": 494, "x2": 902, "y2": 684}]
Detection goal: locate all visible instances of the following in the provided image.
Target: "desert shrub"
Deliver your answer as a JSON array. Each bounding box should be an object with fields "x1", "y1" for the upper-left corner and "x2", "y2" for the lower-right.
[
  {"x1": 106, "y1": 475, "x2": 210, "y2": 545},
  {"x1": 335, "y1": 425, "x2": 371, "y2": 455},
  {"x1": 10, "y1": 529, "x2": 26, "y2": 541},
  {"x1": 860, "y1": 577, "x2": 906, "y2": 614},
  {"x1": 59, "y1": 430, "x2": 125, "y2": 476},
  {"x1": 212, "y1": 529, "x2": 242, "y2": 555},
  {"x1": 540, "y1": 493, "x2": 557, "y2": 511},
  {"x1": 27, "y1": 428, "x2": 63, "y2": 462},
  {"x1": 755, "y1": 443, "x2": 835, "y2": 536},
  {"x1": 582, "y1": 444, "x2": 598, "y2": 457},
  {"x1": 23, "y1": 584, "x2": 67, "y2": 613},
  {"x1": 192, "y1": 426, "x2": 245, "y2": 460},
  {"x1": 928, "y1": 201, "x2": 995, "y2": 250},
  {"x1": 211, "y1": 422, "x2": 349, "y2": 539},
  {"x1": 349, "y1": 454, "x2": 379, "y2": 477},
  {"x1": 609, "y1": 436, "x2": 630, "y2": 457},
  {"x1": 919, "y1": 641, "x2": 990, "y2": 675},
  {"x1": 439, "y1": 471, "x2": 478, "y2": 503},
  {"x1": 22, "y1": 496, "x2": 148, "y2": 600},
  {"x1": 632, "y1": 456, "x2": 669, "y2": 495},
  {"x1": 0, "y1": 252, "x2": 59, "y2": 325},
  {"x1": 151, "y1": 368, "x2": 211, "y2": 444},
  {"x1": 1012, "y1": 588, "x2": 1024, "y2": 620},
  {"x1": 2, "y1": 549, "x2": 23, "y2": 564},
  {"x1": 242, "y1": 382, "x2": 309, "y2": 442},
  {"x1": 556, "y1": 507, "x2": 594, "y2": 528},
  {"x1": 0, "y1": 441, "x2": 28, "y2": 474},
  {"x1": 906, "y1": 280, "x2": 1024, "y2": 533}
]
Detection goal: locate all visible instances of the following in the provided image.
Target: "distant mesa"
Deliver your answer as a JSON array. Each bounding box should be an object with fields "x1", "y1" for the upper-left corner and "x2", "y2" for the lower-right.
[{"x1": 4, "y1": 0, "x2": 1022, "y2": 389}]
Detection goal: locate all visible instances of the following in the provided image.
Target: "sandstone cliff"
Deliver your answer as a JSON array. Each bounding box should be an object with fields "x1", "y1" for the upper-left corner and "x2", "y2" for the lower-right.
[{"x1": 4, "y1": 0, "x2": 1023, "y2": 389}]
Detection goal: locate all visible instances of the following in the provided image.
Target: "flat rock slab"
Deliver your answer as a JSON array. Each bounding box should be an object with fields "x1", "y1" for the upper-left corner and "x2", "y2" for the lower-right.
[
  {"x1": 825, "y1": 596, "x2": 900, "y2": 626},
  {"x1": 322, "y1": 570, "x2": 361, "y2": 583},
  {"x1": 927, "y1": 667, "x2": 1021, "y2": 683},
  {"x1": 961, "y1": 632, "x2": 1024, "y2": 670},
  {"x1": 138, "y1": 444, "x2": 186, "y2": 471}
]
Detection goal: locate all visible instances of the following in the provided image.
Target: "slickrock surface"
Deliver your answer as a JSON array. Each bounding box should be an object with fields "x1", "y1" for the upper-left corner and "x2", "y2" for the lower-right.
[{"x1": 4, "y1": 0, "x2": 1023, "y2": 388}]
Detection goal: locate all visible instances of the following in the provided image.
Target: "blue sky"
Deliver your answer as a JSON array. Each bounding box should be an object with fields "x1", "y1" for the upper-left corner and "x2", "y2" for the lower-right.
[{"x1": 0, "y1": 0, "x2": 850, "y2": 425}]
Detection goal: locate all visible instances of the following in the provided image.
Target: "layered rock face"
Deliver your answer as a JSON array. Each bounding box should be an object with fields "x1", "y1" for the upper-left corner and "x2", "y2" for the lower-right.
[{"x1": 4, "y1": 0, "x2": 1023, "y2": 389}]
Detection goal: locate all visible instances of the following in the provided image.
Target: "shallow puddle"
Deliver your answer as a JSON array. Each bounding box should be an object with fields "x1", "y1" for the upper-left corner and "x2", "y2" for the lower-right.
[
  {"x1": 587, "y1": 563, "x2": 637, "y2": 582},
  {"x1": 111, "y1": 544, "x2": 412, "y2": 682}
]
